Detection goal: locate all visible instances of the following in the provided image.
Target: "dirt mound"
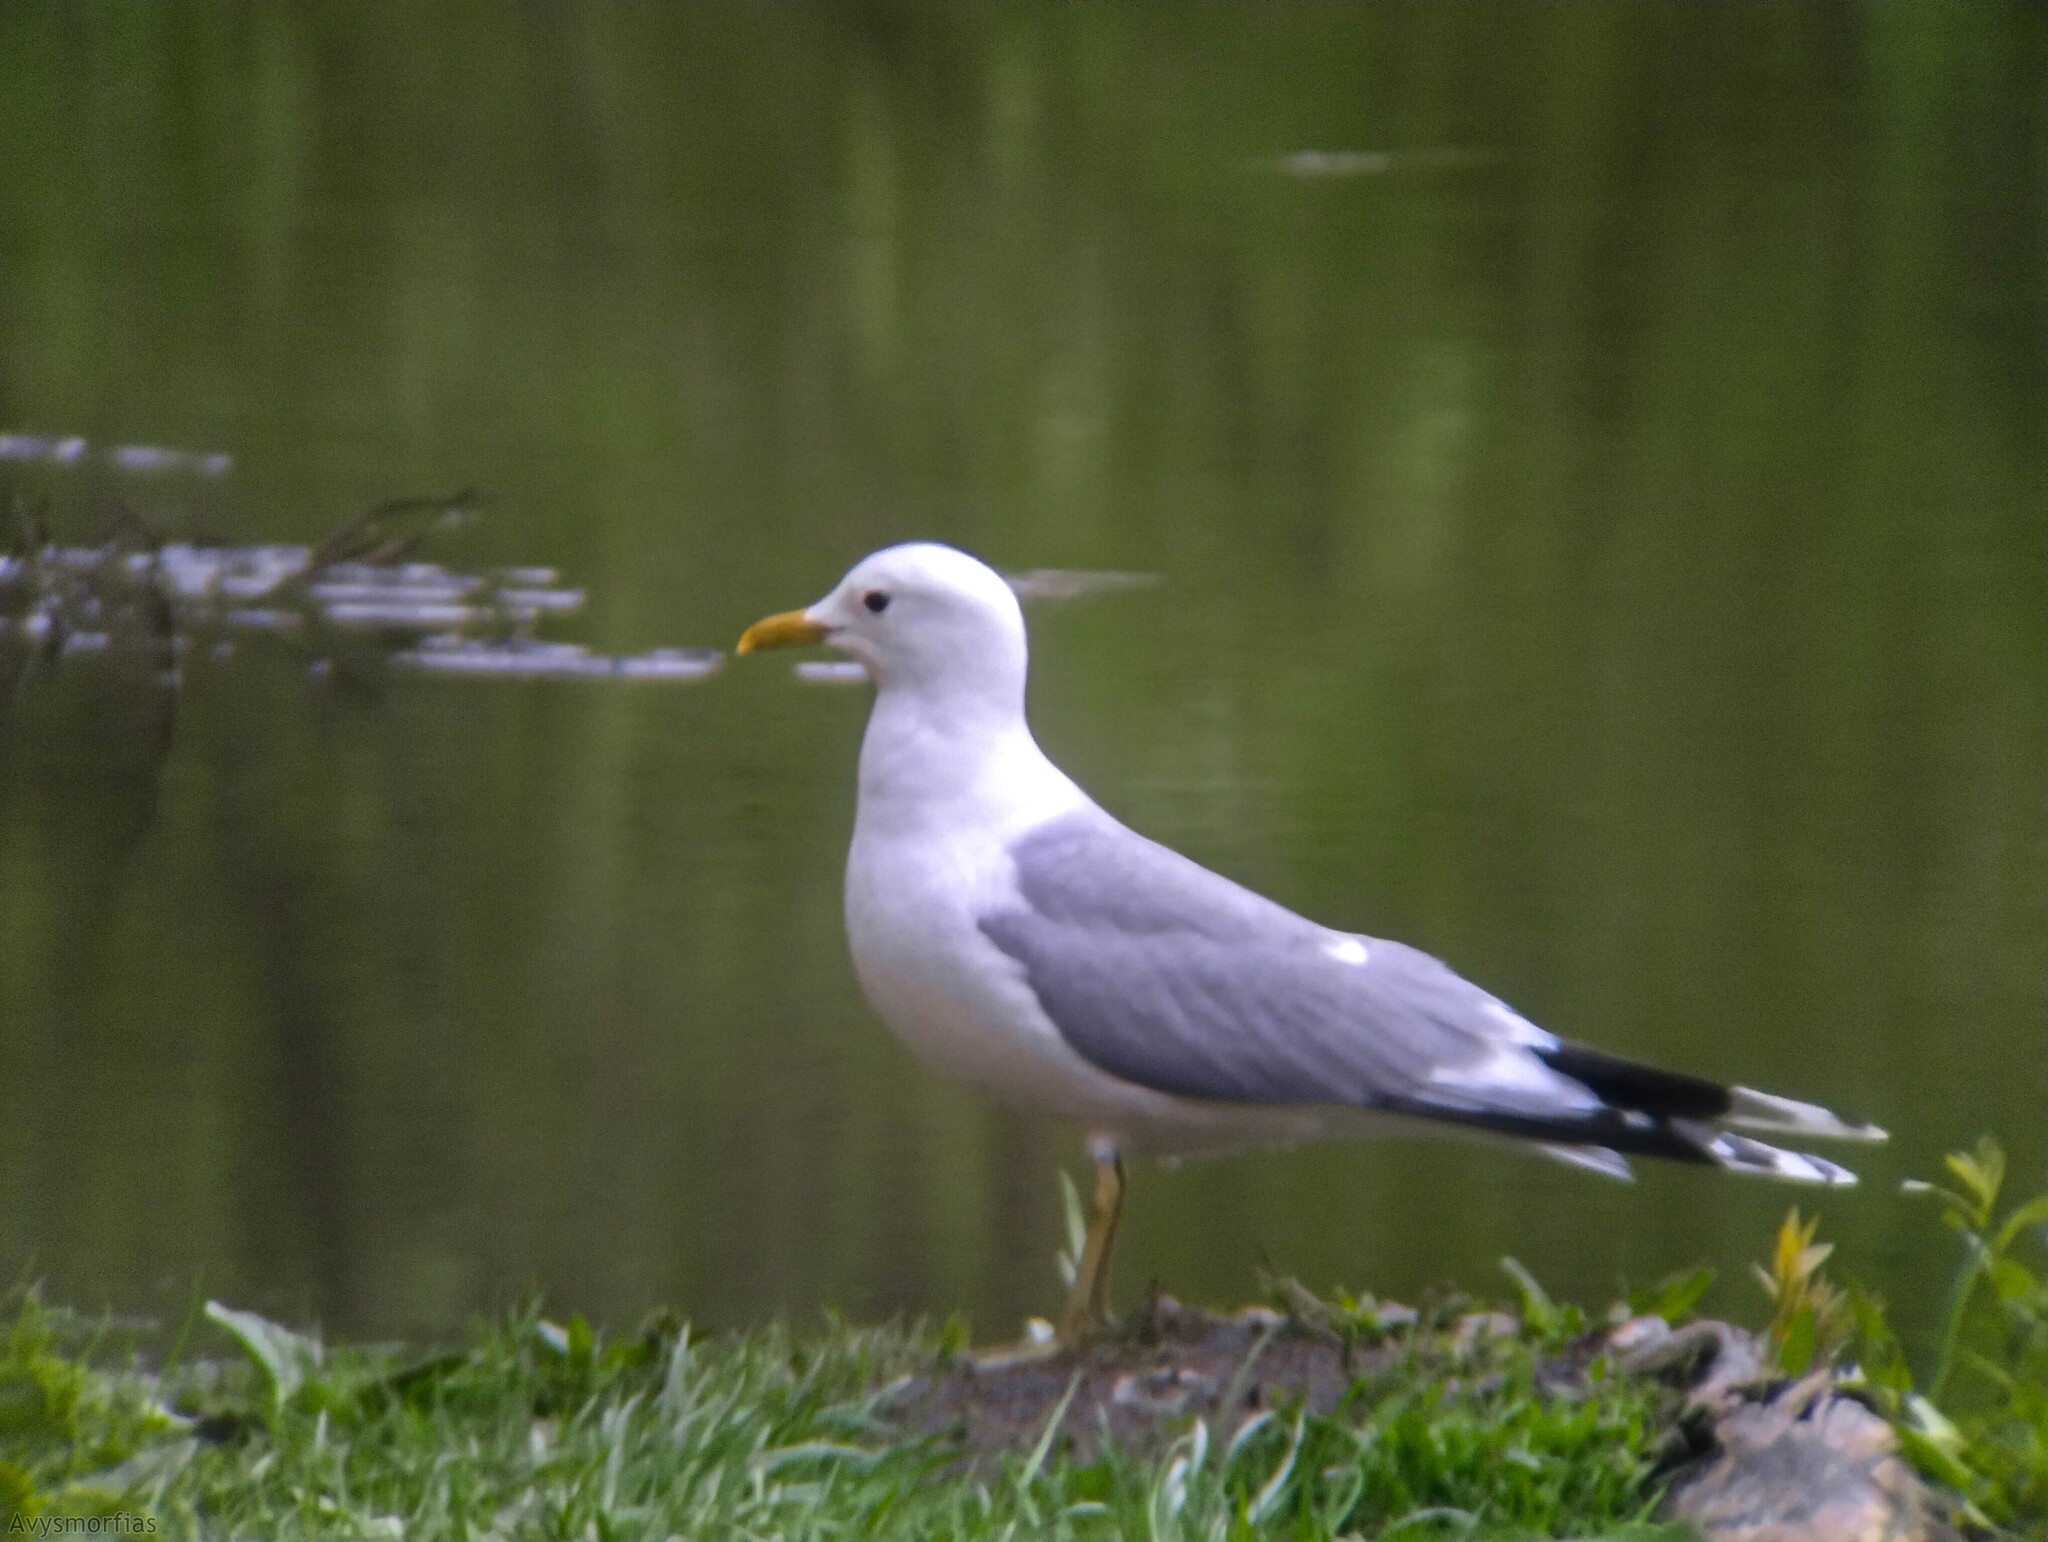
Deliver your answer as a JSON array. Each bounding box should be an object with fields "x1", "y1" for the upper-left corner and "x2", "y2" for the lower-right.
[
  {"x1": 881, "y1": 1296, "x2": 1408, "y2": 1461},
  {"x1": 883, "y1": 1302, "x2": 1963, "y2": 1540}
]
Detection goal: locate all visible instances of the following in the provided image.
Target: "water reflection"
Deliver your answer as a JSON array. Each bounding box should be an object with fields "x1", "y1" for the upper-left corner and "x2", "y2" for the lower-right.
[
  {"x1": 392, "y1": 639, "x2": 721, "y2": 681},
  {"x1": 0, "y1": 433, "x2": 231, "y2": 479},
  {"x1": 1007, "y1": 569, "x2": 1160, "y2": 603},
  {"x1": 794, "y1": 660, "x2": 873, "y2": 685},
  {"x1": 0, "y1": 512, "x2": 721, "y2": 688},
  {"x1": 1, "y1": 511, "x2": 1157, "y2": 688},
  {"x1": 0, "y1": 1, "x2": 2040, "y2": 1346}
]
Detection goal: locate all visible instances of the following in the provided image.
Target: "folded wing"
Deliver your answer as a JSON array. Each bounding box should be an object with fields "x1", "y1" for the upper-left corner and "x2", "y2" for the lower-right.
[{"x1": 979, "y1": 810, "x2": 1881, "y2": 1183}]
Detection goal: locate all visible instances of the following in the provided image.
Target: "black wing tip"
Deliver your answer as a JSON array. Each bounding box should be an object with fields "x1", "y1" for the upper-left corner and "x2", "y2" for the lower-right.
[{"x1": 1533, "y1": 1042, "x2": 1733, "y2": 1121}]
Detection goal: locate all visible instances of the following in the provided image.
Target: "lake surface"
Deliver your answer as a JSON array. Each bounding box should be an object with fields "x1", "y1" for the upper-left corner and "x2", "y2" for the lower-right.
[{"x1": 1, "y1": 4, "x2": 2042, "y2": 1350}]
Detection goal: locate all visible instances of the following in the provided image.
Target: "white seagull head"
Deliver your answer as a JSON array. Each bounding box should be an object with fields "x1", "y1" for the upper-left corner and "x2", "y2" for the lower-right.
[{"x1": 738, "y1": 542, "x2": 1027, "y2": 701}]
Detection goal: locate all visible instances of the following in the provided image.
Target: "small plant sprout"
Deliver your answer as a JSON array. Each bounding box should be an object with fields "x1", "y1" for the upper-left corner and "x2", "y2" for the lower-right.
[
  {"x1": 1754, "y1": 1208, "x2": 1853, "y2": 1375},
  {"x1": 1055, "y1": 1167, "x2": 1088, "y2": 1290}
]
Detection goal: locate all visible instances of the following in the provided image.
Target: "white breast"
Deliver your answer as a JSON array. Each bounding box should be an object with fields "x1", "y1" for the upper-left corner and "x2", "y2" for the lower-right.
[
  {"x1": 839, "y1": 685, "x2": 1346, "y2": 1155},
  {"x1": 844, "y1": 813, "x2": 1114, "y2": 1117}
]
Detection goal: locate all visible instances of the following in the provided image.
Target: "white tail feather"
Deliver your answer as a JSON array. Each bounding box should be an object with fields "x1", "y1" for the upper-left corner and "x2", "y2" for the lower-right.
[
  {"x1": 1725, "y1": 1087, "x2": 1887, "y2": 1144},
  {"x1": 1675, "y1": 1121, "x2": 1860, "y2": 1186}
]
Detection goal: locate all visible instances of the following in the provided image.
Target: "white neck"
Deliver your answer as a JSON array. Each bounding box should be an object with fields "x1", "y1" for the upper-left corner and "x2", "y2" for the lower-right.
[{"x1": 854, "y1": 680, "x2": 1086, "y2": 842}]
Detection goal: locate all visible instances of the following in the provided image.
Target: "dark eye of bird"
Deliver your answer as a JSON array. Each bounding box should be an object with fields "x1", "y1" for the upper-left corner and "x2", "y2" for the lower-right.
[{"x1": 863, "y1": 591, "x2": 891, "y2": 614}]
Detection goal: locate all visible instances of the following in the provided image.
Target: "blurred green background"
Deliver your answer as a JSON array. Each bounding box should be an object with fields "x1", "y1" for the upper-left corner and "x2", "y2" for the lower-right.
[{"x1": 0, "y1": 3, "x2": 2041, "y2": 1348}]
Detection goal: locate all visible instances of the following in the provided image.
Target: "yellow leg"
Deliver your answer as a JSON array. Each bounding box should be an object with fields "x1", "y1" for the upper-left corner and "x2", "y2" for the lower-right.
[{"x1": 1058, "y1": 1148, "x2": 1127, "y2": 1342}]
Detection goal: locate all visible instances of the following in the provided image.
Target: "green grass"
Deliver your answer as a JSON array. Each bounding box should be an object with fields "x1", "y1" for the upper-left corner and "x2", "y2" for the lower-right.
[
  {"x1": 1843, "y1": 1139, "x2": 2048, "y2": 1532},
  {"x1": 4, "y1": 1137, "x2": 2044, "y2": 1539},
  {"x1": 2, "y1": 1293, "x2": 1682, "y2": 1541}
]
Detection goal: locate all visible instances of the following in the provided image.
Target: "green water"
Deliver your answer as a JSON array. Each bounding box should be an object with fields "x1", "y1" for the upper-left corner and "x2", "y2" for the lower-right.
[{"x1": 1, "y1": 4, "x2": 2042, "y2": 1345}]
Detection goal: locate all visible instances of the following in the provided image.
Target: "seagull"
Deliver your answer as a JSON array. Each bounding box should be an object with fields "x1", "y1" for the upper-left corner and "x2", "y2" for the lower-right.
[{"x1": 738, "y1": 542, "x2": 1885, "y2": 1341}]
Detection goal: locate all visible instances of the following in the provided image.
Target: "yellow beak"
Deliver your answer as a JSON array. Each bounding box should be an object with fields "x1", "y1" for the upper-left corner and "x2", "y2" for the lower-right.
[{"x1": 736, "y1": 608, "x2": 829, "y2": 654}]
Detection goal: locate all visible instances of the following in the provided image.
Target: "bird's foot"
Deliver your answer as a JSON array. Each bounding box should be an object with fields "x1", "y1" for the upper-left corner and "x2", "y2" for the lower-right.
[{"x1": 1055, "y1": 1149, "x2": 1127, "y2": 1347}]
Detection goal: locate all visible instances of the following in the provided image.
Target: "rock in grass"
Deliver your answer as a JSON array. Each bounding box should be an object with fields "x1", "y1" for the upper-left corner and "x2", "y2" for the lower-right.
[{"x1": 1663, "y1": 1373, "x2": 1961, "y2": 1542}]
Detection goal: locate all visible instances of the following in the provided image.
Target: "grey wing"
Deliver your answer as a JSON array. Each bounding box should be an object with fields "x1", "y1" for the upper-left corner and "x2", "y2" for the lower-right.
[
  {"x1": 978, "y1": 810, "x2": 1601, "y2": 1126},
  {"x1": 978, "y1": 809, "x2": 1874, "y2": 1182}
]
